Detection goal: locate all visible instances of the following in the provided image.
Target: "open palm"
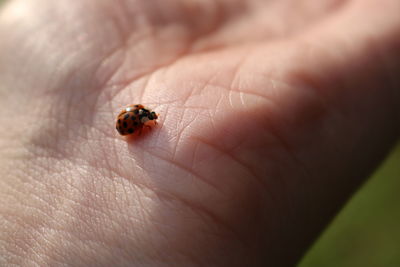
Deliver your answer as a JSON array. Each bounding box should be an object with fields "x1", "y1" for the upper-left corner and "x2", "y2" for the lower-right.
[{"x1": 0, "y1": 0, "x2": 399, "y2": 266}]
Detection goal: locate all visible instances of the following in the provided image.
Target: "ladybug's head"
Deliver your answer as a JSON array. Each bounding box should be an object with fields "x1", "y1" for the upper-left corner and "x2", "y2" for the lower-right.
[{"x1": 149, "y1": 111, "x2": 158, "y2": 120}]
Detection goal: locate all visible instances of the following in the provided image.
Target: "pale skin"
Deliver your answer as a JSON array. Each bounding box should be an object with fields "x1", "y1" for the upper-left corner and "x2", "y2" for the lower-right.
[{"x1": 0, "y1": 0, "x2": 399, "y2": 266}]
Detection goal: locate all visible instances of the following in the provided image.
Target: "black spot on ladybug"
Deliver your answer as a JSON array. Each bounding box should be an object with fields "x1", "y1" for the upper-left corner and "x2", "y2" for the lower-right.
[
  {"x1": 128, "y1": 128, "x2": 134, "y2": 134},
  {"x1": 124, "y1": 114, "x2": 129, "y2": 120},
  {"x1": 123, "y1": 122, "x2": 128, "y2": 128},
  {"x1": 133, "y1": 122, "x2": 138, "y2": 126},
  {"x1": 131, "y1": 116, "x2": 136, "y2": 120},
  {"x1": 118, "y1": 119, "x2": 121, "y2": 124}
]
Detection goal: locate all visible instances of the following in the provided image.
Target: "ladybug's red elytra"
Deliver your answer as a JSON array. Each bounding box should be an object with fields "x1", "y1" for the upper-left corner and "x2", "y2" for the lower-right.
[{"x1": 116, "y1": 104, "x2": 158, "y2": 136}]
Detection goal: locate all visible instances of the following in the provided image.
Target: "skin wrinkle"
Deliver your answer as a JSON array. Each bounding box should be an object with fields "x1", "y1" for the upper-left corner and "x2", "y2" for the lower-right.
[
  {"x1": 94, "y1": 48, "x2": 127, "y2": 98},
  {"x1": 27, "y1": 123, "x2": 71, "y2": 162},
  {"x1": 174, "y1": 88, "x2": 214, "y2": 113},
  {"x1": 191, "y1": 136, "x2": 275, "y2": 203},
  {"x1": 213, "y1": 91, "x2": 226, "y2": 115},
  {"x1": 22, "y1": 22, "x2": 102, "y2": 102},
  {"x1": 112, "y1": 187, "x2": 147, "y2": 235},
  {"x1": 51, "y1": 34, "x2": 99, "y2": 83},
  {"x1": 143, "y1": 148, "x2": 223, "y2": 195},
  {"x1": 47, "y1": 188, "x2": 139, "y2": 264},
  {"x1": 51, "y1": 236, "x2": 104, "y2": 266},
  {"x1": 217, "y1": 102, "x2": 309, "y2": 211},
  {"x1": 6, "y1": 158, "x2": 57, "y2": 202},
  {"x1": 12, "y1": 0, "x2": 187, "y2": 130},
  {"x1": 176, "y1": 84, "x2": 212, "y2": 108},
  {"x1": 70, "y1": 199, "x2": 130, "y2": 250},
  {"x1": 179, "y1": 108, "x2": 203, "y2": 134},
  {"x1": 31, "y1": 83, "x2": 119, "y2": 159},
  {"x1": 144, "y1": 181, "x2": 249, "y2": 251},
  {"x1": 137, "y1": 74, "x2": 152, "y2": 105},
  {"x1": 7, "y1": 191, "x2": 56, "y2": 232},
  {"x1": 133, "y1": 202, "x2": 182, "y2": 263},
  {"x1": 17, "y1": 167, "x2": 95, "y2": 234},
  {"x1": 183, "y1": 0, "x2": 246, "y2": 53},
  {"x1": 0, "y1": 173, "x2": 29, "y2": 205},
  {"x1": 17, "y1": 240, "x2": 41, "y2": 267},
  {"x1": 188, "y1": 138, "x2": 201, "y2": 180},
  {"x1": 0, "y1": 144, "x2": 108, "y2": 262},
  {"x1": 23, "y1": 230, "x2": 63, "y2": 266},
  {"x1": 177, "y1": 71, "x2": 299, "y2": 206},
  {"x1": 189, "y1": 0, "x2": 350, "y2": 52},
  {"x1": 100, "y1": 0, "x2": 249, "y2": 95},
  {"x1": 27, "y1": 99, "x2": 92, "y2": 162},
  {"x1": 156, "y1": 133, "x2": 276, "y2": 252},
  {"x1": 169, "y1": 107, "x2": 205, "y2": 164},
  {"x1": 12, "y1": 160, "x2": 117, "y2": 244},
  {"x1": 197, "y1": 69, "x2": 280, "y2": 106},
  {"x1": 13, "y1": 144, "x2": 195, "y2": 264},
  {"x1": 257, "y1": 103, "x2": 316, "y2": 203},
  {"x1": 16, "y1": 152, "x2": 228, "y2": 260},
  {"x1": 85, "y1": 137, "x2": 120, "y2": 182},
  {"x1": 130, "y1": 153, "x2": 249, "y2": 250},
  {"x1": 3, "y1": 0, "x2": 344, "y2": 98},
  {"x1": 5, "y1": 212, "x2": 55, "y2": 265},
  {"x1": 106, "y1": 45, "x2": 187, "y2": 102},
  {"x1": 229, "y1": 48, "x2": 329, "y2": 185},
  {"x1": 97, "y1": 30, "x2": 153, "y2": 91},
  {"x1": 75, "y1": 149, "x2": 134, "y2": 191},
  {"x1": 18, "y1": 117, "x2": 65, "y2": 162},
  {"x1": 63, "y1": 163, "x2": 234, "y2": 266},
  {"x1": 170, "y1": 107, "x2": 187, "y2": 163},
  {"x1": 264, "y1": 84, "x2": 324, "y2": 164},
  {"x1": 227, "y1": 49, "x2": 251, "y2": 107},
  {"x1": 198, "y1": 68, "x2": 316, "y2": 195},
  {"x1": 157, "y1": 105, "x2": 174, "y2": 144},
  {"x1": 67, "y1": 141, "x2": 244, "y2": 262},
  {"x1": 100, "y1": 0, "x2": 344, "y2": 106}
]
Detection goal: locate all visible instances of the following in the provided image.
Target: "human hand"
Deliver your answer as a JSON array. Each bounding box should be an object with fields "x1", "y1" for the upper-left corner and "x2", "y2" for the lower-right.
[{"x1": 0, "y1": 0, "x2": 399, "y2": 266}]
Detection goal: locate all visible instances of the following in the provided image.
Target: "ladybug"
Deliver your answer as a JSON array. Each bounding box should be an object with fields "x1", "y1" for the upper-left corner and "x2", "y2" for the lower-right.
[{"x1": 116, "y1": 104, "x2": 158, "y2": 136}]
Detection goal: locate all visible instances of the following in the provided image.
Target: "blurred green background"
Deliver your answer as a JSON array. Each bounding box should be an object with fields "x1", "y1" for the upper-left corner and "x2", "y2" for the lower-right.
[
  {"x1": 0, "y1": 0, "x2": 399, "y2": 266},
  {"x1": 299, "y1": 144, "x2": 400, "y2": 267}
]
